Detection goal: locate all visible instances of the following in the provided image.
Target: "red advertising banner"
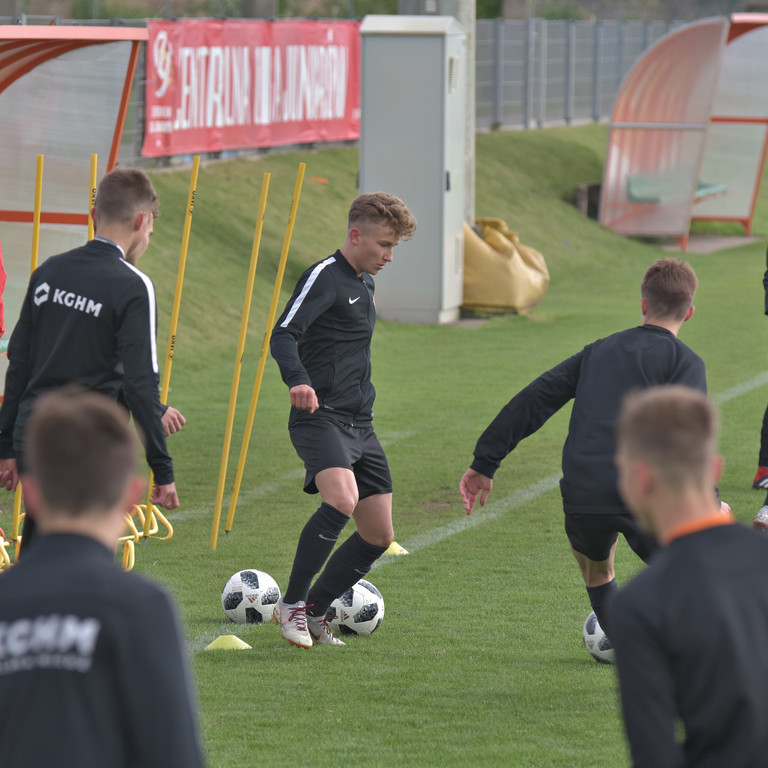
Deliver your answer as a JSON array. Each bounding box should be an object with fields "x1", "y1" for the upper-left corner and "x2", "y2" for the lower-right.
[{"x1": 143, "y1": 19, "x2": 360, "y2": 157}]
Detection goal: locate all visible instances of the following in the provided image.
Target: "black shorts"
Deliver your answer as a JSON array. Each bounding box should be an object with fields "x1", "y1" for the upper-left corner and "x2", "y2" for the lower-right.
[
  {"x1": 289, "y1": 415, "x2": 392, "y2": 499},
  {"x1": 564, "y1": 507, "x2": 659, "y2": 563}
]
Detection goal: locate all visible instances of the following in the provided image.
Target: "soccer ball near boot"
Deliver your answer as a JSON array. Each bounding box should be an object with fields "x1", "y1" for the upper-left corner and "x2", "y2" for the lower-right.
[
  {"x1": 221, "y1": 569, "x2": 281, "y2": 624},
  {"x1": 583, "y1": 611, "x2": 615, "y2": 664},
  {"x1": 326, "y1": 578, "x2": 385, "y2": 636}
]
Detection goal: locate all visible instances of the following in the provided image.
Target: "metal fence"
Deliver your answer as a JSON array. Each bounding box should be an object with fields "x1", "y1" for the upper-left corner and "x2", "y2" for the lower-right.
[
  {"x1": 475, "y1": 18, "x2": 680, "y2": 131},
  {"x1": 7, "y1": 16, "x2": 684, "y2": 165}
]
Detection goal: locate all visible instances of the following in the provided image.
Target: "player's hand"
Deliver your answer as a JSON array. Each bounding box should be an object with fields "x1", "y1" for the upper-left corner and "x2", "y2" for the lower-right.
[
  {"x1": 459, "y1": 469, "x2": 493, "y2": 516},
  {"x1": 152, "y1": 482, "x2": 180, "y2": 510},
  {"x1": 162, "y1": 406, "x2": 186, "y2": 436},
  {"x1": 0, "y1": 458, "x2": 19, "y2": 491},
  {"x1": 290, "y1": 384, "x2": 319, "y2": 414},
  {"x1": 719, "y1": 500, "x2": 732, "y2": 517}
]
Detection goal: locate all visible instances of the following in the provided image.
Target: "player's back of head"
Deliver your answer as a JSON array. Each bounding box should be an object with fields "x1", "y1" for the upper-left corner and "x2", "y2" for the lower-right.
[
  {"x1": 94, "y1": 168, "x2": 158, "y2": 227},
  {"x1": 25, "y1": 387, "x2": 137, "y2": 517},
  {"x1": 641, "y1": 258, "x2": 697, "y2": 321},
  {"x1": 617, "y1": 384, "x2": 717, "y2": 492}
]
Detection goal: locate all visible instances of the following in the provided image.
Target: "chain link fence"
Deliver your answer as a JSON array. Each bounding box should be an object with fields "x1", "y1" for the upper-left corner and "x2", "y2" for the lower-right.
[
  {"x1": 0, "y1": 13, "x2": 682, "y2": 163},
  {"x1": 476, "y1": 17, "x2": 678, "y2": 130},
  {"x1": 121, "y1": 17, "x2": 681, "y2": 163},
  {"x1": 15, "y1": 1, "x2": 242, "y2": 17}
]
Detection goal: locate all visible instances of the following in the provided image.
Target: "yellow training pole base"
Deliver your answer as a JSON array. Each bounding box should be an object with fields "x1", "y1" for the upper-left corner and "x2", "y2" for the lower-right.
[
  {"x1": 205, "y1": 635, "x2": 252, "y2": 651},
  {"x1": 121, "y1": 539, "x2": 135, "y2": 571},
  {"x1": 385, "y1": 541, "x2": 409, "y2": 556},
  {"x1": 125, "y1": 504, "x2": 174, "y2": 541},
  {"x1": 0, "y1": 529, "x2": 12, "y2": 571},
  {"x1": 0, "y1": 516, "x2": 24, "y2": 571}
]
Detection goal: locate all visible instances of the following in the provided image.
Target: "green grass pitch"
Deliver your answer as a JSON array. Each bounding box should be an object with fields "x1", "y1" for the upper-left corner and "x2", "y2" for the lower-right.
[{"x1": 74, "y1": 124, "x2": 768, "y2": 766}]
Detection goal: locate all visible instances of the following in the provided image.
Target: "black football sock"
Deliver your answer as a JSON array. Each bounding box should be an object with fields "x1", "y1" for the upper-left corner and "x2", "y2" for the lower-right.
[
  {"x1": 306, "y1": 531, "x2": 387, "y2": 617},
  {"x1": 759, "y1": 404, "x2": 768, "y2": 467},
  {"x1": 282, "y1": 502, "x2": 350, "y2": 605},
  {"x1": 586, "y1": 579, "x2": 618, "y2": 639}
]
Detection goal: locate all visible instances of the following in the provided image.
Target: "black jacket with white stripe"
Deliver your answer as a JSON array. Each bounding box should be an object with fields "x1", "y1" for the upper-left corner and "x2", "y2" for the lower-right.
[
  {"x1": 271, "y1": 250, "x2": 377, "y2": 425},
  {"x1": 0, "y1": 239, "x2": 173, "y2": 484}
]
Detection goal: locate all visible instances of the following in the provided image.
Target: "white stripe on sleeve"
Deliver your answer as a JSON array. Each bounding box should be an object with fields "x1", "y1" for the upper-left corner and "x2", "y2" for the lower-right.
[
  {"x1": 120, "y1": 260, "x2": 159, "y2": 374},
  {"x1": 280, "y1": 256, "x2": 336, "y2": 328}
]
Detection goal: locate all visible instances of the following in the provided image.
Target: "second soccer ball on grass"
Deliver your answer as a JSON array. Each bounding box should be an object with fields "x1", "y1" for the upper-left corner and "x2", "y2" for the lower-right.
[
  {"x1": 221, "y1": 569, "x2": 281, "y2": 625},
  {"x1": 326, "y1": 578, "x2": 385, "y2": 636},
  {"x1": 583, "y1": 611, "x2": 615, "y2": 664}
]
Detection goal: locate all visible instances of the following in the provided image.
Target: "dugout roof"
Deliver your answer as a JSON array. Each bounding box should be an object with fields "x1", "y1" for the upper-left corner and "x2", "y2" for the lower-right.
[
  {"x1": 0, "y1": 25, "x2": 147, "y2": 346},
  {"x1": 598, "y1": 14, "x2": 768, "y2": 250},
  {"x1": 0, "y1": 25, "x2": 146, "y2": 230}
]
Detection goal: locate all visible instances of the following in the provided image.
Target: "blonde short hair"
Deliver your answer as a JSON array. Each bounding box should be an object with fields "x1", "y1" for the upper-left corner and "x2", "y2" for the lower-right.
[
  {"x1": 348, "y1": 192, "x2": 417, "y2": 241},
  {"x1": 26, "y1": 388, "x2": 137, "y2": 516}
]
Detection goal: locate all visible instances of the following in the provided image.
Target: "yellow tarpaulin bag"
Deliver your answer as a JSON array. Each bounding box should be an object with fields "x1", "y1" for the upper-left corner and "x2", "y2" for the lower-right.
[{"x1": 462, "y1": 218, "x2": 549, "y2": 316}]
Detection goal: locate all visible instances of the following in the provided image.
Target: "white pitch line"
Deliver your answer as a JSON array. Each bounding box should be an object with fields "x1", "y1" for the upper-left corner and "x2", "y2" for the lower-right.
[
  {"x1": 164, "y1": 468, "x2": 306, "y2": 522},
  {"x1": 374, "y1": 371, "x2": 768, "y2": 567},
  {"x1": 713, "y1": 371, "x2": 768, "y2": 405},
  {"x1": 176, "y1": 432, "x2": 416, "y2": 524},
  {"x1": 373, "y1": 472, "x2": 562, "y2": 568},
  {"x1": 192, "y1": 377, "x2": 768, "y2": 654}
]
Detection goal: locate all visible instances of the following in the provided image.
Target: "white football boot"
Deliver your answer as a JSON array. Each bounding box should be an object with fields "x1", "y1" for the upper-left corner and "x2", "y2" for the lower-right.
[
  {"x1": 306, "y1": 613, "x2": 346, "y2": 646},
  {"x1": 272, "y1": 598, "x2": 312, "y2": 649},
  {"x1": 754, "y1": 506, "x2": 768, "y2": 531}
]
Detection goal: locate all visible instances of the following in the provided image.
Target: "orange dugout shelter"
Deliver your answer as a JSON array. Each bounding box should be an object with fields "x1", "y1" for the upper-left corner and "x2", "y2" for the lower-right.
[
  {"x1": 599, "y1": 14, "x2": 768, "y2": 250},
  {"x1": 0, "y1": 24, "x2": 146, "y2": 340}
]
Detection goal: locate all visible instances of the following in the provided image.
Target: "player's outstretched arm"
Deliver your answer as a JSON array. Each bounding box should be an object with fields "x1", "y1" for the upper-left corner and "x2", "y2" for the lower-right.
[
  {"x1": 152, "y1": 481, "x2": 180, "y2": 510},
  {"x1": 459, "y1": 469, "x2": 493, "y2": 516},
  {"x1": 161, "y1": 406, "x2": 186, "y2": 436}
]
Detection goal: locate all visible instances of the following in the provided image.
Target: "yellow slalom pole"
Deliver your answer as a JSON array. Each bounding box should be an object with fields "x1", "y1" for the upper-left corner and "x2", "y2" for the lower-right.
[
  {"x1": 87, "y1": 154, "x2": 97, "y2": 241},
  {"x1": 224, "y1": 162, "x2": 306, "y2": 535},
  {"x1": 141, "y1": 154, "x2": 200, "y2": 539},
  {"x1": 209, "y1": 173, "x2": 271, "y2": 550},
  {"x1": 11, "y1": 155, "x2": 45, "y2": 544},
  {"x1": 121, "y1": 540, "x2": 135, "y2": 571},
  {"x1": 10, "y1": 482, "x2": 22, "y2": 542},
  {"x1": 30, "y1": 154, "x2": 43, "y2": 272}
]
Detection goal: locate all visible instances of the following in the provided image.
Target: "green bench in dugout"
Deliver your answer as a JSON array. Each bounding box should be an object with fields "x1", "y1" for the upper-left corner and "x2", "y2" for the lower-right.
[{"x1": 627, "y1": 172, "x2": 726, "y2": 205}]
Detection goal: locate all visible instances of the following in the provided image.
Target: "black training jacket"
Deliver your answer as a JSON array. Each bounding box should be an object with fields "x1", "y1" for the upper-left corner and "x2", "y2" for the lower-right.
[
  {"x1": 0, "y1": 239, "x2": 173, "y2": 484},
  {"x1": 271, "y1": 250, "x2": 377, "y2": 424},
  {"x1": 613, "y1": 523, "x2": 768, "y2": 767},
  {"x1": 0, "y1": 534, "x2": 205, "y2": 768},
  {"x1": 471, "y1": 324, "x2": 707, "y2": 511}
]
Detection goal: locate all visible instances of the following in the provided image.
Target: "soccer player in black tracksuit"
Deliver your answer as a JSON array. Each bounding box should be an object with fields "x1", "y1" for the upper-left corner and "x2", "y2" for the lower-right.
[
  {"x1": 0, "y1": 168, "x2": 181, "y2": 551},
  {"x1": 751, "y1": 246, "x2": 768, "y2": 527},
  {"x1": 459, "y1": 258, "x2": 708, "y2": 645},
  {"x1": 270, "y1": 192, "x2": 417, "y2": 648},
  {"x1": 613, "y1": 386, "x2": 768, "y2": 768},
  {"x1": 0, "y1": 389, "x2": 204, "y2": 768}
]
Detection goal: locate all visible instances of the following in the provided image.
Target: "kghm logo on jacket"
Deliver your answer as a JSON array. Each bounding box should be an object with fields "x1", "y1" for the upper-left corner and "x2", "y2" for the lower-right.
[
  {"x1": 33, "y1": 282, "x2": 49, "y2": 306},
  {"x1": 33, "y1": 282, "x2": 102, "y2": 318},
  {"x1": 0, "y1": 614, "x2": 102, "y2": 674}
]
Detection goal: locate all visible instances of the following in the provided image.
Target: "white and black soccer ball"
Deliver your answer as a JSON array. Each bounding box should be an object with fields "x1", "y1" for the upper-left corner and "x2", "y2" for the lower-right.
[
  {"x1": 221, "y1": 569, "x2": 281, "y2": 625},
  {"x1": 583, "y1": 611, "x2": 615, "y2": 664},
  {"x1": 326, "y1": 578, "x2": 385, "y2": 636}
]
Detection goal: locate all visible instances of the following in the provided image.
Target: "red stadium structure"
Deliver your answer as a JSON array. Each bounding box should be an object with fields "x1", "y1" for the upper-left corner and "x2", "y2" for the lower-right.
[
  {"x1": 599, "y1": 14, "x2": 768, "y2": 250},
  {"x1": 0, "y1": 25, "x2": 146, "y2": 229}
]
